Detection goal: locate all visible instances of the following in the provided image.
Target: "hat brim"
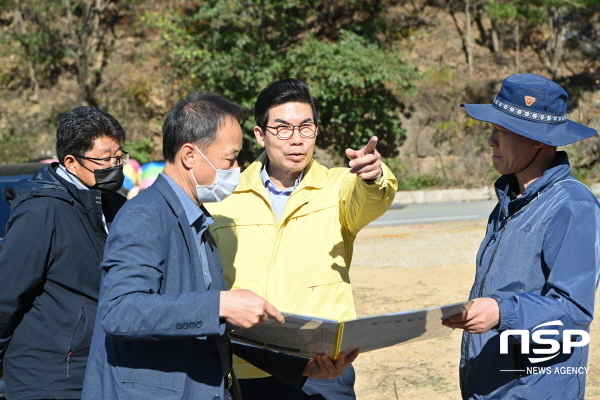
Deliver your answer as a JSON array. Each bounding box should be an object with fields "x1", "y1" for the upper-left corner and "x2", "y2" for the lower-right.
[{"x1": 462, "y1": 103, "x2": 597, "y2": 146}]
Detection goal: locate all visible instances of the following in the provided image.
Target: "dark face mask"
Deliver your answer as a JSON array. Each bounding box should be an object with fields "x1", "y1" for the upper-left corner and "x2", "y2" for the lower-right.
[{"x1": 91, "y1": 164, "x2": 125, "y2": 192}]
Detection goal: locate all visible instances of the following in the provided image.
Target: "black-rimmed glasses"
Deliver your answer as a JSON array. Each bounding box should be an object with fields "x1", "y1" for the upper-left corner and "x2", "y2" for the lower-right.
[
  {"x1": 265, "y1": 123, "x2": 318, "y2": 140},
  {"x1": 73, "y1": 151, "x2": 129, "y2": 168}
]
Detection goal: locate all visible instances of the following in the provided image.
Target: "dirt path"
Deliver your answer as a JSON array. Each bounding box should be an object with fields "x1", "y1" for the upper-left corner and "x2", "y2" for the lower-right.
[{"x1": 350, "y1": 218, "x2": 600, "y2": 399}]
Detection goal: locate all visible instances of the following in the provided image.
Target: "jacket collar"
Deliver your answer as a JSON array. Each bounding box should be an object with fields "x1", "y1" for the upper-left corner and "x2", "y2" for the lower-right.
[
  {"x1": 236, "y1": 151, "x2": 329, "y2": 193},
  {"x1": 2, "y1": 163, "x2": 125, "y2": 236},
  {"x1": 495, "y1": 151, "x2": 571, "y2": 217},
  {"x1": 151, "y1": 173, "x2": 214, "y2": 228},
  {"x1": 151, "y1": 173, "x2": 187, "y2": 217},
  {"x1": 151, "y1": 172, "x2": 221, "y2": 291},
  {"x1": 4, "y1": 163, "x2": 102, "y2": 208}
]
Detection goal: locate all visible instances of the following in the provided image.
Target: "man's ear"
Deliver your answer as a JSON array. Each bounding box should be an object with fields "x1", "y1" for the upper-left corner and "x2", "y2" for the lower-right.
[
  {"x1": 180, "y1": 143, "x2": 197, "y2": 170},
  {"x1": 533, "y1": 141, "x2": 545, "y2": 149},
  {"x1": 63, "y1": 155, "x2": 78, "y2": 174},
  {"x1": 254, "y1": 126, "x2": 266, "y2": 148}
]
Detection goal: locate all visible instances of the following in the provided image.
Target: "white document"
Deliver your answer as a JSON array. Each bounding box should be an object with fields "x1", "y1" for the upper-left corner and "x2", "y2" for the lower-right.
[{"x1": 227, "y1": 300, "x2": 473, "y2": 359}]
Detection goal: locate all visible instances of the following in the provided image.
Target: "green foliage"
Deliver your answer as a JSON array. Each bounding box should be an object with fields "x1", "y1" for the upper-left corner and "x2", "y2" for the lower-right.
[
  {"x1": 126, "y1": 138, "x2": 156, "y2": 164},
  {"x1": 0, "y1": 1, "x2": 65, "y2": 87},
  {"x1": 484, "y1": 1, "x2": 519, "y2": 21},
  {"x1": 483, "y1": 0, "x2": 545, "y2": 24},
  {"x1": 398, "y1": 173, "x2": 446, "y2": 191},
  {"x1": 382, "y1": 157, "x2": 407, "y2": 182},
  {"x1": 144, "y1": 0, "x2": 420, "y2": 160},
  {"x1": 0, "y1": 0, "x2": 125, "y2": 105},
  {"x1": 0, "y1": 128, "x2": 34, "y2": 163},
  {"x1": 383, "y1": 157, "x2": 448, "y2": 190},
  {"x1": 423, "y1": 67, "x2": 456, "y2": 85},
  {"x1": 286, "y1": 30, "x2": 418, "y2": 156},
  {"x1": 433, "y1": 120, "x2": 461, "y2": 144}
]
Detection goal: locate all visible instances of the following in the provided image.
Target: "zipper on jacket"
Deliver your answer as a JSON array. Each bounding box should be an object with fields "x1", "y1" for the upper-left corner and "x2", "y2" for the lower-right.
[
  {"x1": 462, "y1": 220, "x2": 507, "y2": 394},
  {"x1": 65, "y1": 307, "x2": 87, "y2": 378},
  {"x1": 476, "y1": 231, "x2": 497, "y2": 273},
  {"x1": 265, "y1": 201, "x2": 308, "y2": 300},
  {"x1": 462, "y1": 193, "x2": 545, "y2": 393},
  {"x1": 476, "y1": 223, "x2": 507, "y2": 299},
  {"x1": 66, "y1": 351, "x2": 73, "y2": 378}
]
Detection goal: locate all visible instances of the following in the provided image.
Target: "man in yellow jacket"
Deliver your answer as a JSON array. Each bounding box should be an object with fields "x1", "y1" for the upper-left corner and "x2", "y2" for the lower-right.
[{"x1": 207, "y1": 78, "x2": 398, "y2": 400}]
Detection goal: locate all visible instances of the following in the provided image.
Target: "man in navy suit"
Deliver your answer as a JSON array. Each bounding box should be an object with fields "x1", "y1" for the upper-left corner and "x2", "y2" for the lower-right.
[{"x1": 82, "y1": 92, "x2": 357, "y2": 400}]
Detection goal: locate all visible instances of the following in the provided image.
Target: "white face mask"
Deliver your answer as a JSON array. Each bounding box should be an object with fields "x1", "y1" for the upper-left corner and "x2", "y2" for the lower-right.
[{"x1": 191, "y1": 146, "x2": 240, "y2": 203}]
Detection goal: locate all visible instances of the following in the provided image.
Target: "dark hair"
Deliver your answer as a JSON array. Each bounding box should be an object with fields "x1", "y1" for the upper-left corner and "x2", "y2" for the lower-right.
[
  {"x1": 56, "y1": 106, "x2": 126, "y2": 164},
  {"x1": 254, "y1": 78, "x2": 318, "y2": 129},
  {"x1": 162, "y1": 92, "x2": 247, "y2": 162}
]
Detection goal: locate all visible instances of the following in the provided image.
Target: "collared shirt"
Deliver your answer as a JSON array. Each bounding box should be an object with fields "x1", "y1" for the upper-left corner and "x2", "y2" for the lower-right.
[
  {"x1": 56, "y1": 164, "x2": 109, "y2": 233},
  {"x1": 260, "y1": 159, "x2": 303, "y2": 221},
  {"x1": 162, "y1": 173, "x2": 213, "y2": 289}
]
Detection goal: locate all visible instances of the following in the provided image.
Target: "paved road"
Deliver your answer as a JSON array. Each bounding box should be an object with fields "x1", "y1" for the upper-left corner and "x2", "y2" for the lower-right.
[{"x1": 368, "y1": 200, "x2": 497, "y2": 227}]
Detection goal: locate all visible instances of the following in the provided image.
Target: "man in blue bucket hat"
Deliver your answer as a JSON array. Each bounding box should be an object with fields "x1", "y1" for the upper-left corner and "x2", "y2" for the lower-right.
[{"x1": 443, "y1": 73, "x2": 600, "y2": 400}]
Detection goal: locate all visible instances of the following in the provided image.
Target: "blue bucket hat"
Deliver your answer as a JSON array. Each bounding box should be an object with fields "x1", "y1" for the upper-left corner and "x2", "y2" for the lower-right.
[{"x1": 462, "y1": 73, "x2": 596, "y2": 146}]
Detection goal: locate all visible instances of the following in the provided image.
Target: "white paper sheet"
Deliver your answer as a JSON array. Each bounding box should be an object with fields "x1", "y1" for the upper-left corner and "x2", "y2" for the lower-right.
[{"x1": 228, "y1": 300, "x2": 473, "y2": 359}]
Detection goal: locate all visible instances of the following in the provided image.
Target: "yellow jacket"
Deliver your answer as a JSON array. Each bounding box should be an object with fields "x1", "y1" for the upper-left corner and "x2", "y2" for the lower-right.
[{"x1": 206, "y1": 152, "x2": 397, "y2": 378}]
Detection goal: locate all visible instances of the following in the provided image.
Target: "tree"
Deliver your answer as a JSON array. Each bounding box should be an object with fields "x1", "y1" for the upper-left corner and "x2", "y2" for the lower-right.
[
  {"x1": 1, "y1": 0, "x2": 123, "y2": 105},
  {"x1": 63, "y1": 0, "x2": 118, "y2": 106},
  {"x1": 483, "y1": 0, "x2": 533, "y2": 71},
  {"x1": 3, "y1": 1, "x2": 64, "y2": 102},
  {"x1": 454, "y1": 0, "x2": 475, "y2": 74},
  {"x1": 144, "y1": 0, "x2": 420, "y2": 161},
  {"x1": 480, "y1": 0, "x2": 598, "y2": 79}
]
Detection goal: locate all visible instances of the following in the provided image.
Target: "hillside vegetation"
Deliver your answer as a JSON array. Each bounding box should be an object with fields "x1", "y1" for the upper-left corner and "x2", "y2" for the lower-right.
[{"x1": 1, "y1": 0, "x2": 599, "y2": 189}]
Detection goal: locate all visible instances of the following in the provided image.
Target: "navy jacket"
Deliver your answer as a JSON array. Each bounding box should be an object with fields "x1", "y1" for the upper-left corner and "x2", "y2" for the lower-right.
[
  {"x1": 82, "y1": 174, "x2": 307, "y2": 400},
  {"x1": 0, "y1": 164, "x2": 125, "y2": 400},
  {"x1": 460, "y1": 152, "x2": 600, "y2": 399}
]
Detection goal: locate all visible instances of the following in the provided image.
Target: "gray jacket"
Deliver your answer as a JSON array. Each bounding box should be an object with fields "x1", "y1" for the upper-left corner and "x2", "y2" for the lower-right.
[{"x1": 82, "y1": 174, "x2": 306, "y2": 400}]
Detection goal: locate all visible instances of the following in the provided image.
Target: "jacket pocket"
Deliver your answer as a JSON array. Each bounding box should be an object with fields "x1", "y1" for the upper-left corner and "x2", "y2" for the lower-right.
[
  {"x1": 296, "y1": 267, "x2": 354, "y2": 319},
  {"x1": 116, "y1": 367, "x2": 183, "y2": 398},
  {"x1": 65, "y1": 306, "x2": 87, "y2": 377},
  {"x1": 113, "y1": 340, "x2": 189, "y2": 397},
  {"x1": 300, "y1": 272, "x2": 345, "y2": 288},
  {"x1": 289, "y1": 201, "x2": 337, "y2": 220},
  {"x1": 298, "y1": 263, "x2": 350, "y2": 288}
]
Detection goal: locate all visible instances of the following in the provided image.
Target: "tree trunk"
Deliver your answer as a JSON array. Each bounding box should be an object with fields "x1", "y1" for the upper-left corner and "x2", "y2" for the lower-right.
[
  {"x1": 514, "y1": 21, "x2": 520, "y2": 73},
  {"x1": 547, "y1": 7, "x2": 564, "y2": 79},
  {"x1": 63, "y1": 0, "x2": 113, "y2": 106},
  {"x1": 490, "y1": 19, "x2": 502, "y2": 58},
  {"x1": 465, "y1": 0, "x2": 473, "y2": 75},
  {"x1": 474, "y1": 4, "x2": 488, "y2": 49},
  {"x1": 447, "y1": 0, "x2": 473, "y2": 74}
]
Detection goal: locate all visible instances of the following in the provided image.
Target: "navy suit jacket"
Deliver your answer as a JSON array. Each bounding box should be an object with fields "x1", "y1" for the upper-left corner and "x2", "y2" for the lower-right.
[{"x1": 82, "y1": 174, "x2": 306, "y2": 399}]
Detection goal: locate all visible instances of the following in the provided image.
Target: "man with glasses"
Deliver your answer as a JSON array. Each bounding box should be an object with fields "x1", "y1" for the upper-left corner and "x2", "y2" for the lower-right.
[
  {"x1": 81, "y1": 92, "x2": 356, "y2": 400},
  {"x1": 0, "y1": 106, "x2": 127, "y2": 400},
  {"x1": 207, "y1": 78, "x2": 398, "y2": 399}
]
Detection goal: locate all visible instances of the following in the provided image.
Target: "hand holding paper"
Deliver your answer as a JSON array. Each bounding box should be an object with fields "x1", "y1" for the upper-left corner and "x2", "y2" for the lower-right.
[
  {"x1": 442, "y1": 297, "x2": 499, "y2": 333},
  {"x1": 220, "y1": 289, "x2": 285, "y2": 329},
  {"x1": 303, "y1": 350, "x2": 360, "y2": 379}
]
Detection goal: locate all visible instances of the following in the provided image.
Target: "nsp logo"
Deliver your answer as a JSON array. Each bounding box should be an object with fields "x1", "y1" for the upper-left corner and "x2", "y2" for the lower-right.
[{"x1": 500, "y1": 320, "x2": 589, "y2": 363}]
